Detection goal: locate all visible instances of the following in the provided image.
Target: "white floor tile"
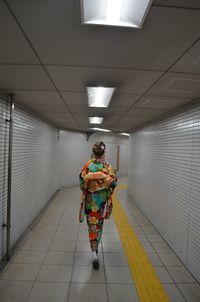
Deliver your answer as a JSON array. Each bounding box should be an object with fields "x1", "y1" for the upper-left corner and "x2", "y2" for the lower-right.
[
  {"x1": 28, "y1": 282, "x2": 69, "y2": 302},
  {"x1": 68, "y1": 283, "x2": 107, "y2": 302},
  {"x1": 0, "y1": 280, "x2": 33, "y2": 302},
  {"x1": 37, "y1": 264, "x2": 73, "y2": 282},
  {"x1": 1, "y1": 263, "x2": 41, "y2": 281},
  {"x1": 107, "y1": 284, "x2": 139, "y2": 302},
  {"x1": 72, "y1": 266, "x2": 105, "y2": 283}
]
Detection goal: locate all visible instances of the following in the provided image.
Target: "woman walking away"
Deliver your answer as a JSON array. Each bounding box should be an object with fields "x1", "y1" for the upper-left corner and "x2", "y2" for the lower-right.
[{"x1": 79, "y1": 141, "x2": 117, "y2": 270}]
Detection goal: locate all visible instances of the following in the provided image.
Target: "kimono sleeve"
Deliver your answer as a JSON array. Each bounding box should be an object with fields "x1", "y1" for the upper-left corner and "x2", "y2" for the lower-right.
[{"x1": 79, "y1": 159, "x2": 92, "y2": 191}]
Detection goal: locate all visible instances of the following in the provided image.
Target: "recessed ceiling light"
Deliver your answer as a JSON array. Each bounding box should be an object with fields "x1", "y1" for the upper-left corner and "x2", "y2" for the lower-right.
[
  {"x1": 119, "y1": 132, "x2": 130, "y2": 136},
  {"x1": 90, "y1": 127, "x2": 111, "y2": 132},
  {"x1": 81, "y1": 0, "x2": 153, "y2": 28},
  {"x1": 89, "y1": 117, "x2": 104, "y2": 124},
  {"x1": 87, "y1": 86, "x2": 115, "y2": 107}
]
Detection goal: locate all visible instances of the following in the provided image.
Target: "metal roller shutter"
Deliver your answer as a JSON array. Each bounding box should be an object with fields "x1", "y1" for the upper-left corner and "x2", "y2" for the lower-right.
[
  {"x1": 0, "y1": 94, "x2": 10, "y2": 260},
  {"x1": 11, "y1": 103, "x2": 58, "y2": 247},
  {"x1": 128, "y1": 101, "x2": 200, "y2": 282}
]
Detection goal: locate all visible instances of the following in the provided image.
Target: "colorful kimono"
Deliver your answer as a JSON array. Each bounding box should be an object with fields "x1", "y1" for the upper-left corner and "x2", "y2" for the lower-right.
[{"x1": 79, "y1": 158, "x2": 117, "y2": 251}]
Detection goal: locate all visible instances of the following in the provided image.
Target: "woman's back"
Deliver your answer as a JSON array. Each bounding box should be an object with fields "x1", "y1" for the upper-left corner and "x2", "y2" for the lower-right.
[{"x1": 80, "y1": 158, "x2": 116, "y2": 192}]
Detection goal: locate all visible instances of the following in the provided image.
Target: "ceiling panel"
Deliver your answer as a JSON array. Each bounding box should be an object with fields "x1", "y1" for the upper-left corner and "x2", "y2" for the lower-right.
[
  {"x1": 73, "y1": 117, "x2": 88, "y2": 123},
  {"x1": 0, "y1": 65, "x2": 55, "y2": 90},
  {"x1": 126, "y1": 107, "x2": 166, "y2": 118},
  {"x1": 77, "y1": 118, "x2": 119, "y2": 129},
  {"x1": 67, "y1": 105, "x2": 95, "y2": 115},
  {"x1": 62, "y1": 92, "x2": 140, "y2": 108},
  {"x1": 115, "y1": 116, "x2": 139, "y2": 123},
  {"x1": 73, "y1": 114, "x2": 119, "y2": 123},
  {"x1": 135, "y1": 95, "x2": 191, "y2": 110},
  {"x1": 67, "y1": 105, "x2": 128, "y2": 116},
  {"x1": 110, "y1": 126, "x2": 131, "y2": 132},
  {"x1": 98, "y1": 107, "x2": 128, "y2": 115},
  {"x1": 117, "y1": 115, "x2": 154, "y2": 124},
  {"x1": 56, "y1": 121, "x2": 79, "y2": 129},
  {"x1": 170, "y1": 40, "x2": 200, "y2": 74},
  {"x1": 46, "y1": 66, "x2": 163, "y2": 94},
  {"x1": 114, "y1": 121, "x2": 136, "y2": 128},
  {"x1": 71, "y1": 114, "x2": 89, "y2": 120},
  {"x1": 153, "y1": 0, "x2": 200, "y2": 9},
  {"x1": 53, "y1": 118, "x2": 75, "y2": 123},
  {"x1": 102, "y1": 117, "x2": 120, "y2": 124},
  {"x1": 14, "y1": 91, "x2": 62, "y2": 104},
  {"x1": 55, "y1": 119, "x2": 77, "y2": 125},
  {"x1": 148, "y1": 72, "x2": 200, "y2": 98},
  {"x1": 0, "y1": 1, "x2": 39, "y2": 64},
  {"x1": 110, "y1": 94, "x2": 140, "y2": 107},
  {"x1": 28, "y1": 103, "x2": 70, "y2": 113},
  {"x1": 101, "y1": 124, "x2": 116, "y2": 129},
  {"x1": 1, "y1": 0, "x2": 199, "y2": 133},
  {"x1": 40, "y1": 112, "x2": 73, "y2": 119},
  {"x1": 78, "y1": 121, "x2": 91, "y2": 127},
  {"x1": 61, "y1": 92, "x2": 87, "y2": 105},
  {"x1": 7, "y1": 1, "x2": 200, "y2": 70}
]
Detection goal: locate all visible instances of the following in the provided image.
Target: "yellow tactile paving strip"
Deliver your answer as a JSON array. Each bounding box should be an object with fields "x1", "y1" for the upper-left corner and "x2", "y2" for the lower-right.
[{"x1": 112, "y1": 185, "x2": 170, "y2": 302}]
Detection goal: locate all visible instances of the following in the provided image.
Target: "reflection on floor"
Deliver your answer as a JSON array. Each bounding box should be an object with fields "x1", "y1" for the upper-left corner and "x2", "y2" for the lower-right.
[{"x1": 0, "y1": 177, "x2": 200, "y2": 302}]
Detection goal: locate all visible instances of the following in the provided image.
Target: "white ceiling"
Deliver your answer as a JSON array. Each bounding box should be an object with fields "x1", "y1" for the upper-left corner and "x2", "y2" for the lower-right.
[
  {"x1": 0, "y1": 0, "x2": 200, "y2": 133},
  {"x1": 153, "y1": 0, "x2": 200, "y2": 9}
]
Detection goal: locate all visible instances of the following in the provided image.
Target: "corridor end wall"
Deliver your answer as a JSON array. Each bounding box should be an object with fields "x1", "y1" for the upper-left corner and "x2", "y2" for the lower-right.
[
  {"x1": 56, "y1": 130, "x2": 129, "y2": 188},
  {"x1": 88, "y1": 132, "x2": 129, "y2": 177},
  {"x1": 128, "y1": 100, "x2": 200, "y2": 282}
]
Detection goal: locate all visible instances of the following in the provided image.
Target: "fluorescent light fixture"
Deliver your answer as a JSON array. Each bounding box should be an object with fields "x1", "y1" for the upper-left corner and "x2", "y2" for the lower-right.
[
  {"x1": 89, "y1": 117, "x2": 104, "y2": 124},
  {"x1": 119, "y1": 132, "x2": 130, "y2": 136},
  {"x1": 87, "y1": 86, "x2": 115, "y2": 107},
  {"x1": 90, "y1": 127, "x2": 111, "y2": 132},
  {"x1": 80, "y1": 0, "x2": 153, "y2": 28}
]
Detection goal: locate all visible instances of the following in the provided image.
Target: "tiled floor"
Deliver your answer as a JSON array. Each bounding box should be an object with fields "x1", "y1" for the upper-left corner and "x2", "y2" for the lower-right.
[{"x1": 0, "y1": 178, "x2": 200, "y2": 302}]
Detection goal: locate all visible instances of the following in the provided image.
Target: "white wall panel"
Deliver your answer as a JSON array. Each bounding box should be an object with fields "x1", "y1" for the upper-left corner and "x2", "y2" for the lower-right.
[
  {"x1": 56, "y1": 130, "x2": 89, "y2": 188},
  {"x1": 128, "y1": 100, "x2": 200, "y2": 282},
  {"x1": 88, "y1": 132, "x2": 129, "y2": 176},
  {"x1": 118, "y1": 144, "x2": 129, "y2": 177}
]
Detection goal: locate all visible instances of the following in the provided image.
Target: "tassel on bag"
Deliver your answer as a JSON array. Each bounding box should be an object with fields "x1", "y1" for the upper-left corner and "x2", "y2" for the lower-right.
[
  {"x1": 79, "y1": 200, "x2": 85, "y2": 223},
  {"x1": 79, "y1": 189, "x2": 87, "y2": 223},
  {"x1": 102, "y1": 199, "x2": 113, "y2": 220},
  {"x1": 105, "y1": 203, "x2": 113, "y2": 219}
]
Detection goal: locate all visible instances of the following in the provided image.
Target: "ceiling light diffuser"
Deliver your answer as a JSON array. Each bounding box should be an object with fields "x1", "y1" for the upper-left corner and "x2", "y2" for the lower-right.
[
  {"x1": 81, "y1": 0, "x2": 153, "y2": 28},
  {"x1": 119, "y1": 132, "x2": 130, "y2": 136},
  {"x1": 87, "y1": 86, "x2": 115, "y2": 107},
  {"x1": 90, "y1": 127, "x2": 111, "y2": 132},
  {"x1": 89, "y1": 117, "x2": 104, "y2": 124}
]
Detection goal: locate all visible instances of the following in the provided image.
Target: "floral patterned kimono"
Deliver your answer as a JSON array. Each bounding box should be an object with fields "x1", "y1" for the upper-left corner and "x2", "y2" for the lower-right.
[{"x1": 79, "y1": 158, "x2": 117, "y2": 251}]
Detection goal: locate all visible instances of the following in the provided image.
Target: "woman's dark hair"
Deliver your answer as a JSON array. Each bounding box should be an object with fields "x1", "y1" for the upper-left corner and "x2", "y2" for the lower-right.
[{"x1": 92, "y1": 141, "x2": 106, "y2": 157}]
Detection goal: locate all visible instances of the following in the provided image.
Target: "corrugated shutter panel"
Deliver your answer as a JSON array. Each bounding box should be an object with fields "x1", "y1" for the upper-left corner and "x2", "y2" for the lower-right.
[
  {"x1": 128, "y1": 101, "x2": 200, "y2": 282},
  {"x1": 11, "y1": 103, "x2": 58, "y2": 247},
  {"x1": 187, "y1": 107, "x2": 200, "y2": 281},
  {"x1": 0, "y1": 94, "x2": 10, "y2": 260}
]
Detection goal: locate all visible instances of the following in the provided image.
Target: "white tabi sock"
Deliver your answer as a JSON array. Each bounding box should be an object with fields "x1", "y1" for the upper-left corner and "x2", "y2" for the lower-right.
[{"x1": 92, "y1": 251, "x2": 98, "y2": 260}]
